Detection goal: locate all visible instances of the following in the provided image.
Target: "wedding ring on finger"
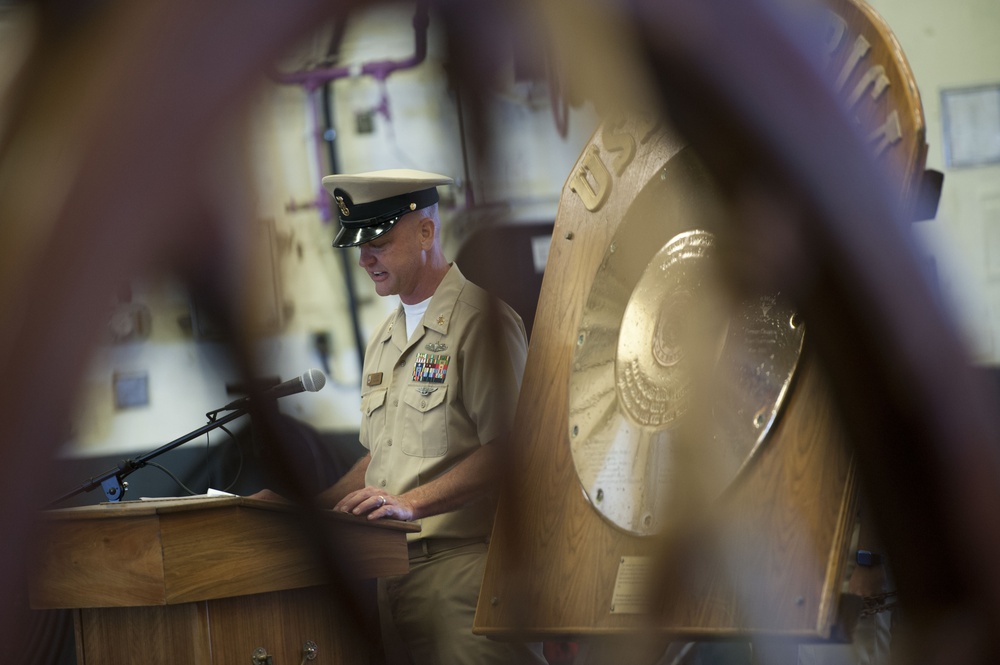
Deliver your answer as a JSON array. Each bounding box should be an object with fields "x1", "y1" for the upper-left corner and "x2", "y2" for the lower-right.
[{"x1": 377, "y1": 495, "x2": 385, "y2": 508}]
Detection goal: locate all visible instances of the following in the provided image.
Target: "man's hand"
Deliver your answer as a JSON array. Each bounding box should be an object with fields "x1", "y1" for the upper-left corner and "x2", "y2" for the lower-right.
[{"x1": 335, "y1": 486, "x2": 417, "y2": 521}]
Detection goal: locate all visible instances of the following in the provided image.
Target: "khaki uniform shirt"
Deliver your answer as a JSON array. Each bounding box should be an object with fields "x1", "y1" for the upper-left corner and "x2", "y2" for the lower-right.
[{"x1": 359, "y1": 264, "x2": 527, "y2": 541}]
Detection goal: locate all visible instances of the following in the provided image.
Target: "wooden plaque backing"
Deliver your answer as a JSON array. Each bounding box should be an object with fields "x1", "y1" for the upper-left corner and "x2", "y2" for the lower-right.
[
  {"x1": 475, "y1": 121, "x2": 858, "y2": 641},
  {"x1": 476, "y1": 0, "x2": 925, "y2": 643}
]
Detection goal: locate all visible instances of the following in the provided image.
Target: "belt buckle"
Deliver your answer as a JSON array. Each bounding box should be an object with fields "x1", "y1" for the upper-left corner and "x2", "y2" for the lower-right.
[{"x1": 407, "y1": 539, "x2": 429, "y2": 559}]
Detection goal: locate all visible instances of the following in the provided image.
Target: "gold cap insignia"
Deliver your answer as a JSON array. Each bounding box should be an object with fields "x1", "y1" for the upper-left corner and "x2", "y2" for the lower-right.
[{"x1": 335, "y1": 195, "x2": 350, "y2": 217}]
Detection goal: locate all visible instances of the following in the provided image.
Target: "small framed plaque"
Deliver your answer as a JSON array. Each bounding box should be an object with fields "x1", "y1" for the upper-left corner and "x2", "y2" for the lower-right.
[
  {"x1": 114, "y1": 371, "x2": 149, "y2": 409},
  {"x1": 941, "y1": 84, "x2": 1000, "y2": 168},
  {"x1": 610, "y1": 556, "x2": 654, "y2": 614}
]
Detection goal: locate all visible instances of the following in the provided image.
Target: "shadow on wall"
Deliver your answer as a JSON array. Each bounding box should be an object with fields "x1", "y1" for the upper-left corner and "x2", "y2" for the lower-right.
[{"x1": 454, "y1": 221, "x2": 553, "y2": 339}]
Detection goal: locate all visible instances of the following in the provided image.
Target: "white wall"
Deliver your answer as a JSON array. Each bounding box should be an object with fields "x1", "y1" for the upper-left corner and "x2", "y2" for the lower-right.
[{"x1": 866, "y1": 0, "x2": 1000, "y2": 362}]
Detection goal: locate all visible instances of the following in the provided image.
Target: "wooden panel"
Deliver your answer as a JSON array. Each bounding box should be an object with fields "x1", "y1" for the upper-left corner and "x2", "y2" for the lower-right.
[
  {"x1": 159, "y1": 505, "x2": 327, "y2": 603},
  {"x1": 74, "y1": 588, "x2": 372, "y2": 665},
  {"x1": 30, "y1": 497, "x2": 417, "y2": 609},
  {"x1": 656, "y1": 356, "x2": 857, "y2": 637},
  {"x1": 475, "y1": 115, "x2": 858, "y2": 640},
  {"x1": 207, "y1": 586, "x2": 372, "y2": 665},
  {"x1": 825, "y1": 0, "x2": 926, "y2": 214},
  {"x1": 30, "y1": 514, "x2": 166, "y2": 609},
  {"x1": 78, "y1": 602, "x2": 211, "y2": 665},
  {"x1": 159, "y1": 505, "x2": 412, "y2": 603},
  {"x1": 475, "y1": 119, "x2": 674, "y2": 637},
  {"x1": 475, "y1": 0, "x2": 927, "y2": 640},
  {"x1": 322, "y1": 517, "x2": 415, "y2": 580}
]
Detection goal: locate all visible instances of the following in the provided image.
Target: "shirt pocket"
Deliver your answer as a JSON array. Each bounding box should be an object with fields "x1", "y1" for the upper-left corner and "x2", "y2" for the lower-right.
[
  {"x1": 360, "y1": 388, "x2": 387, "y2": 447},
  {"x1": 401, "y1": 385, "x2": 449, "y2": 457}
]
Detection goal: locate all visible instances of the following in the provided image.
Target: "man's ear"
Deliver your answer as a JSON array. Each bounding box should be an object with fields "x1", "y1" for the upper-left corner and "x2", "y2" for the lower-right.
[{"x1": 417, "y1": 216, "x2": 435, "y2": 248}]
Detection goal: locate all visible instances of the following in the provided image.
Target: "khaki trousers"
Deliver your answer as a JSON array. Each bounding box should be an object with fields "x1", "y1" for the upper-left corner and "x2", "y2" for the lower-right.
[{"x1": 377, "y1": 541, "x2": 545, "y2": 665}]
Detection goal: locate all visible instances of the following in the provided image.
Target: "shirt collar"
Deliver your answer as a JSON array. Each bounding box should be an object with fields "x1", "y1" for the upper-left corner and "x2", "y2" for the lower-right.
[
  {"x1": 422, "y1": 264, "x2": 465, "y2": 336},
  {"x1": 377, "y1": 264, "x2": 466, "y2": 343}
]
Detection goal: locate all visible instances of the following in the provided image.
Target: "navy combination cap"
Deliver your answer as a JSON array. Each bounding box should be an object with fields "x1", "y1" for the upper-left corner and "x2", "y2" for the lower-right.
[{"x1": 322, "y1": 169, "x2": 454, "y2": 248}]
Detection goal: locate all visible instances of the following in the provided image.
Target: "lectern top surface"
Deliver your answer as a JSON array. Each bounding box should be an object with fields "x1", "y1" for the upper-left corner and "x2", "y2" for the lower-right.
[{"x1": 41, "y1": 495, "x2": 421, "y2": 532}]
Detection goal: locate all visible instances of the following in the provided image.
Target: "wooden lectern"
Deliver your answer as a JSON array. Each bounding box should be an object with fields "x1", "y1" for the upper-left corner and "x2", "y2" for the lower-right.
[{"x1": 29, "y1": 496, "x2": 418, "y2": 664}]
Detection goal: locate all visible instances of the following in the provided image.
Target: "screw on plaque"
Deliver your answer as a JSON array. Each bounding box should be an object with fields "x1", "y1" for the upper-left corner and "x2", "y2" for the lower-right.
[{"x1": 251, "y1": 647, "x2": 273, "y2": 665}]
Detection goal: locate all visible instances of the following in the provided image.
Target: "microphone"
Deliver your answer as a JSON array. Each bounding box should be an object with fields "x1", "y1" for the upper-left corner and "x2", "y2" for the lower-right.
[{"x1": 222, "y1": 368, "x2": 326, "y2": 410}]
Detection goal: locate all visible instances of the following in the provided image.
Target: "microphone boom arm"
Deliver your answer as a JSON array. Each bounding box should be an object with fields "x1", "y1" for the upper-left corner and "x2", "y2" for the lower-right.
[
  {"x1": 46, "y1": 368, "x2": 325, "y2": 508},
  {"x1": 46, "y1": 406, "x2": 250, "y2": 508}
]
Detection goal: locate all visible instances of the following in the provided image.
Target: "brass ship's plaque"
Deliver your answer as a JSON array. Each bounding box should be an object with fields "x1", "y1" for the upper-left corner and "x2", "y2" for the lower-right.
[
  {"x1": 567, "y1": 148, "x2": 805, "y2": 537},
  {"x1": 478, "y1": 0, "x2": 925, "y2": 637}
]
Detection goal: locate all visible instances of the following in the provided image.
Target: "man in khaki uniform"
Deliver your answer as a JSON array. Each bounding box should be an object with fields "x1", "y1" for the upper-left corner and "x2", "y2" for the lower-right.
[{"x1": 316, "y1": 169, "x2": 545, "y2": 665}]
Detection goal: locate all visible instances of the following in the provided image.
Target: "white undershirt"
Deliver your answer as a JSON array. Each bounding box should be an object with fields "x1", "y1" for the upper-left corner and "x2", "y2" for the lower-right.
[{"x1": 401, "y1": 297, "x2": 431, "y2": 340}]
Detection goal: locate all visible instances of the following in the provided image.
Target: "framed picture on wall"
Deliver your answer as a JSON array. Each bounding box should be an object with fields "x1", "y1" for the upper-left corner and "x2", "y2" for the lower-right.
[{"x1": 941, "y1": 84, "x2": 1000, "y2": 168}]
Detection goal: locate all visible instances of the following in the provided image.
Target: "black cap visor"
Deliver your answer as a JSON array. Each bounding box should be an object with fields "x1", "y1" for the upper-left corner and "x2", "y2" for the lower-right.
[
  {"x1": 331, "y1": 186, "x2": 439, "y2": 248},
  {"x1": 332, "y1": 216, "x2": 400, "y2": 248}
]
